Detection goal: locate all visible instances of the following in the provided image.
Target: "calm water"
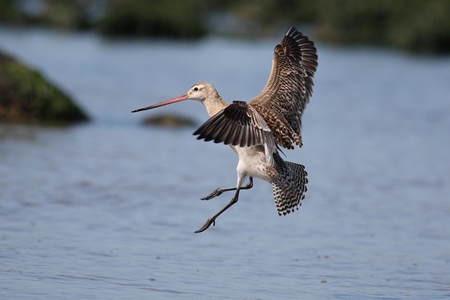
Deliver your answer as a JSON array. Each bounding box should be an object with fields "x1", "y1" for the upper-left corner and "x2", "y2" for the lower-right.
[{"x1": 1, "y1": 27, "x2": 449, "y2": 299}]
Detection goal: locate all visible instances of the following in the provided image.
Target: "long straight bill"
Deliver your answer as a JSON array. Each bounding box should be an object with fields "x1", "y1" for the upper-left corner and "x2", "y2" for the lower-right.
[{"x1": 132, "y1": 94, "x2": 189, "y2": 113}]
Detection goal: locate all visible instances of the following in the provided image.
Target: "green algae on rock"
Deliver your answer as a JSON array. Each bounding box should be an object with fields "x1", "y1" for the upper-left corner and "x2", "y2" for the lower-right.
[{"x1": 0, "y1": 51, "x2": 88, "y2": 124}]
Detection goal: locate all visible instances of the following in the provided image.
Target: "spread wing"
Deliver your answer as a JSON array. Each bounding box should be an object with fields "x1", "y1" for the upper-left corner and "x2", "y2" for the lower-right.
[
  {"x1": 250, "y1": 26, "x2": 318, "y2": 149},
  {"x1": 193, "y1": 101, "x2": 274, "y2": 150}
]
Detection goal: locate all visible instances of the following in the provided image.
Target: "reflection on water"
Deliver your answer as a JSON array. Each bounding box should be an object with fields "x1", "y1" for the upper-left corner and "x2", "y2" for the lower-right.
[{"x1": 1, "y1": 27, "x2": 450, "y2": 299}]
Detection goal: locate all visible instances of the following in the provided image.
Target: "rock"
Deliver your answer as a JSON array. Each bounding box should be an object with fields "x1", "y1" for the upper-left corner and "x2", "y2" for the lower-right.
[
  {"x1": 142, "y1": 114, "x2": 196, "y2": 127},
  {"x1": 0, "y1": 51, "x2": 89, "y2": 124}
]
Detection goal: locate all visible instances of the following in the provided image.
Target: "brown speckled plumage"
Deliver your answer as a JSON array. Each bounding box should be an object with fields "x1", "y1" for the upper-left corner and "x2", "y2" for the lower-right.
[
  {"x1": 250, "y1": 26, "x2": 317, "y2": 148},
  {"x1": 194, "y1": 26, "x2": 317, "y2": 151},
  {"x1": 266, "y1": 153, "x2": 308, "y2": 216}
]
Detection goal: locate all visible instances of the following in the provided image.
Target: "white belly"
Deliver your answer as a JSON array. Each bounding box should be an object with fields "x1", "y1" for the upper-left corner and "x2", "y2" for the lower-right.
[{"x1": 231, "y1": 145, "x2": 272, "y2": 182}]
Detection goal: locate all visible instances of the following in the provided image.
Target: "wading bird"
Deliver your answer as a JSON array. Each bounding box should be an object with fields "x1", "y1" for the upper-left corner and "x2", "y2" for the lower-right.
[{"x1": 132, "y1": 26, "x2": 318, "y2": 233}]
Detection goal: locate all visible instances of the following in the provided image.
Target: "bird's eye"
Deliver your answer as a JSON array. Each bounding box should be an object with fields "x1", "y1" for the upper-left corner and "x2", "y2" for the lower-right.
[{"x1": 193, "y1": 87, "x2": 198, "y2": 91}]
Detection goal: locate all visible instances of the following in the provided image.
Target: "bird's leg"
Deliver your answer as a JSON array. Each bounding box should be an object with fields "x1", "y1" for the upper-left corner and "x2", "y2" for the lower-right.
[
  {"x1": 201, "y1": 177, "x2": 253, "y2": 200},
  {"x1": 195, "y1": 175, "x2": 246, "y2": 233},
  {"x1": 195, "y1": 189, "x2": 241, "y2": 233}
]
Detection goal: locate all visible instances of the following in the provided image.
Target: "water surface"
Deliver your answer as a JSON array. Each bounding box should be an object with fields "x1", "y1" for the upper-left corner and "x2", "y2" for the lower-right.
[{"x1": 1, "y1": 27, "x2": 449, "y2": 299}]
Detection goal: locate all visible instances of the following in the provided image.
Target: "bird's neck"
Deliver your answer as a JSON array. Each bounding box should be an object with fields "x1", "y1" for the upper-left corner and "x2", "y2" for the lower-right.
[{"x1": 203, "y1": 95, "x2": 228, "y2": 117}]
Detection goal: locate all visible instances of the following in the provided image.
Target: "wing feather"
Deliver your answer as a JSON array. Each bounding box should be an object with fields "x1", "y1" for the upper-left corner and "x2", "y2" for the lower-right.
[
  {"x1": 250, "y1": 26, "x2": 318, "y2": 149},
  {"x1": 193, "y1": 101, "x2": 274, "y2": 151}
]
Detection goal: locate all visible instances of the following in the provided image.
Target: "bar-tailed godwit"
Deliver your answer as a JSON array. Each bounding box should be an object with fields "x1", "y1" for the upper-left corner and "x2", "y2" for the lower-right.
[{"x1": 133, "y1": 26, "x2": 318, "y2": 233}]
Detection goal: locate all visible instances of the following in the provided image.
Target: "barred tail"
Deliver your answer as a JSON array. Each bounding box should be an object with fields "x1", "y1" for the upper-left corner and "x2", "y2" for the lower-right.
[{"x1": 270, "y1": 154, "x2": 308, "y2": 216}]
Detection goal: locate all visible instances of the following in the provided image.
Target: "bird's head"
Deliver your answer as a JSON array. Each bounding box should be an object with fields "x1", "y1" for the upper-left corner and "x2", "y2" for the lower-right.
[{"x1": 132, "y1": 82, "x2": 219, "y2": 113}]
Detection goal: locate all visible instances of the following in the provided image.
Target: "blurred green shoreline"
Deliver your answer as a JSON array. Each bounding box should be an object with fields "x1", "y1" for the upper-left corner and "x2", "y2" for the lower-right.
[
  {"x1": 2, "y1": 0, "x2": 450, "y2": 55},
  {"x1": 1, "y1": 0, "x2": 449, "y2": 125}
]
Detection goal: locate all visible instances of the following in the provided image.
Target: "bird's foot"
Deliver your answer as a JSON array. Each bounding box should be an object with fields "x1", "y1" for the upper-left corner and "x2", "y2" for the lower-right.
[
  {"x1": 201, "y1": 189, "x2": 223, "y2": 200},
  {"x1": 194, "y1": 218, "x2": 216, "y2": 233}
]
